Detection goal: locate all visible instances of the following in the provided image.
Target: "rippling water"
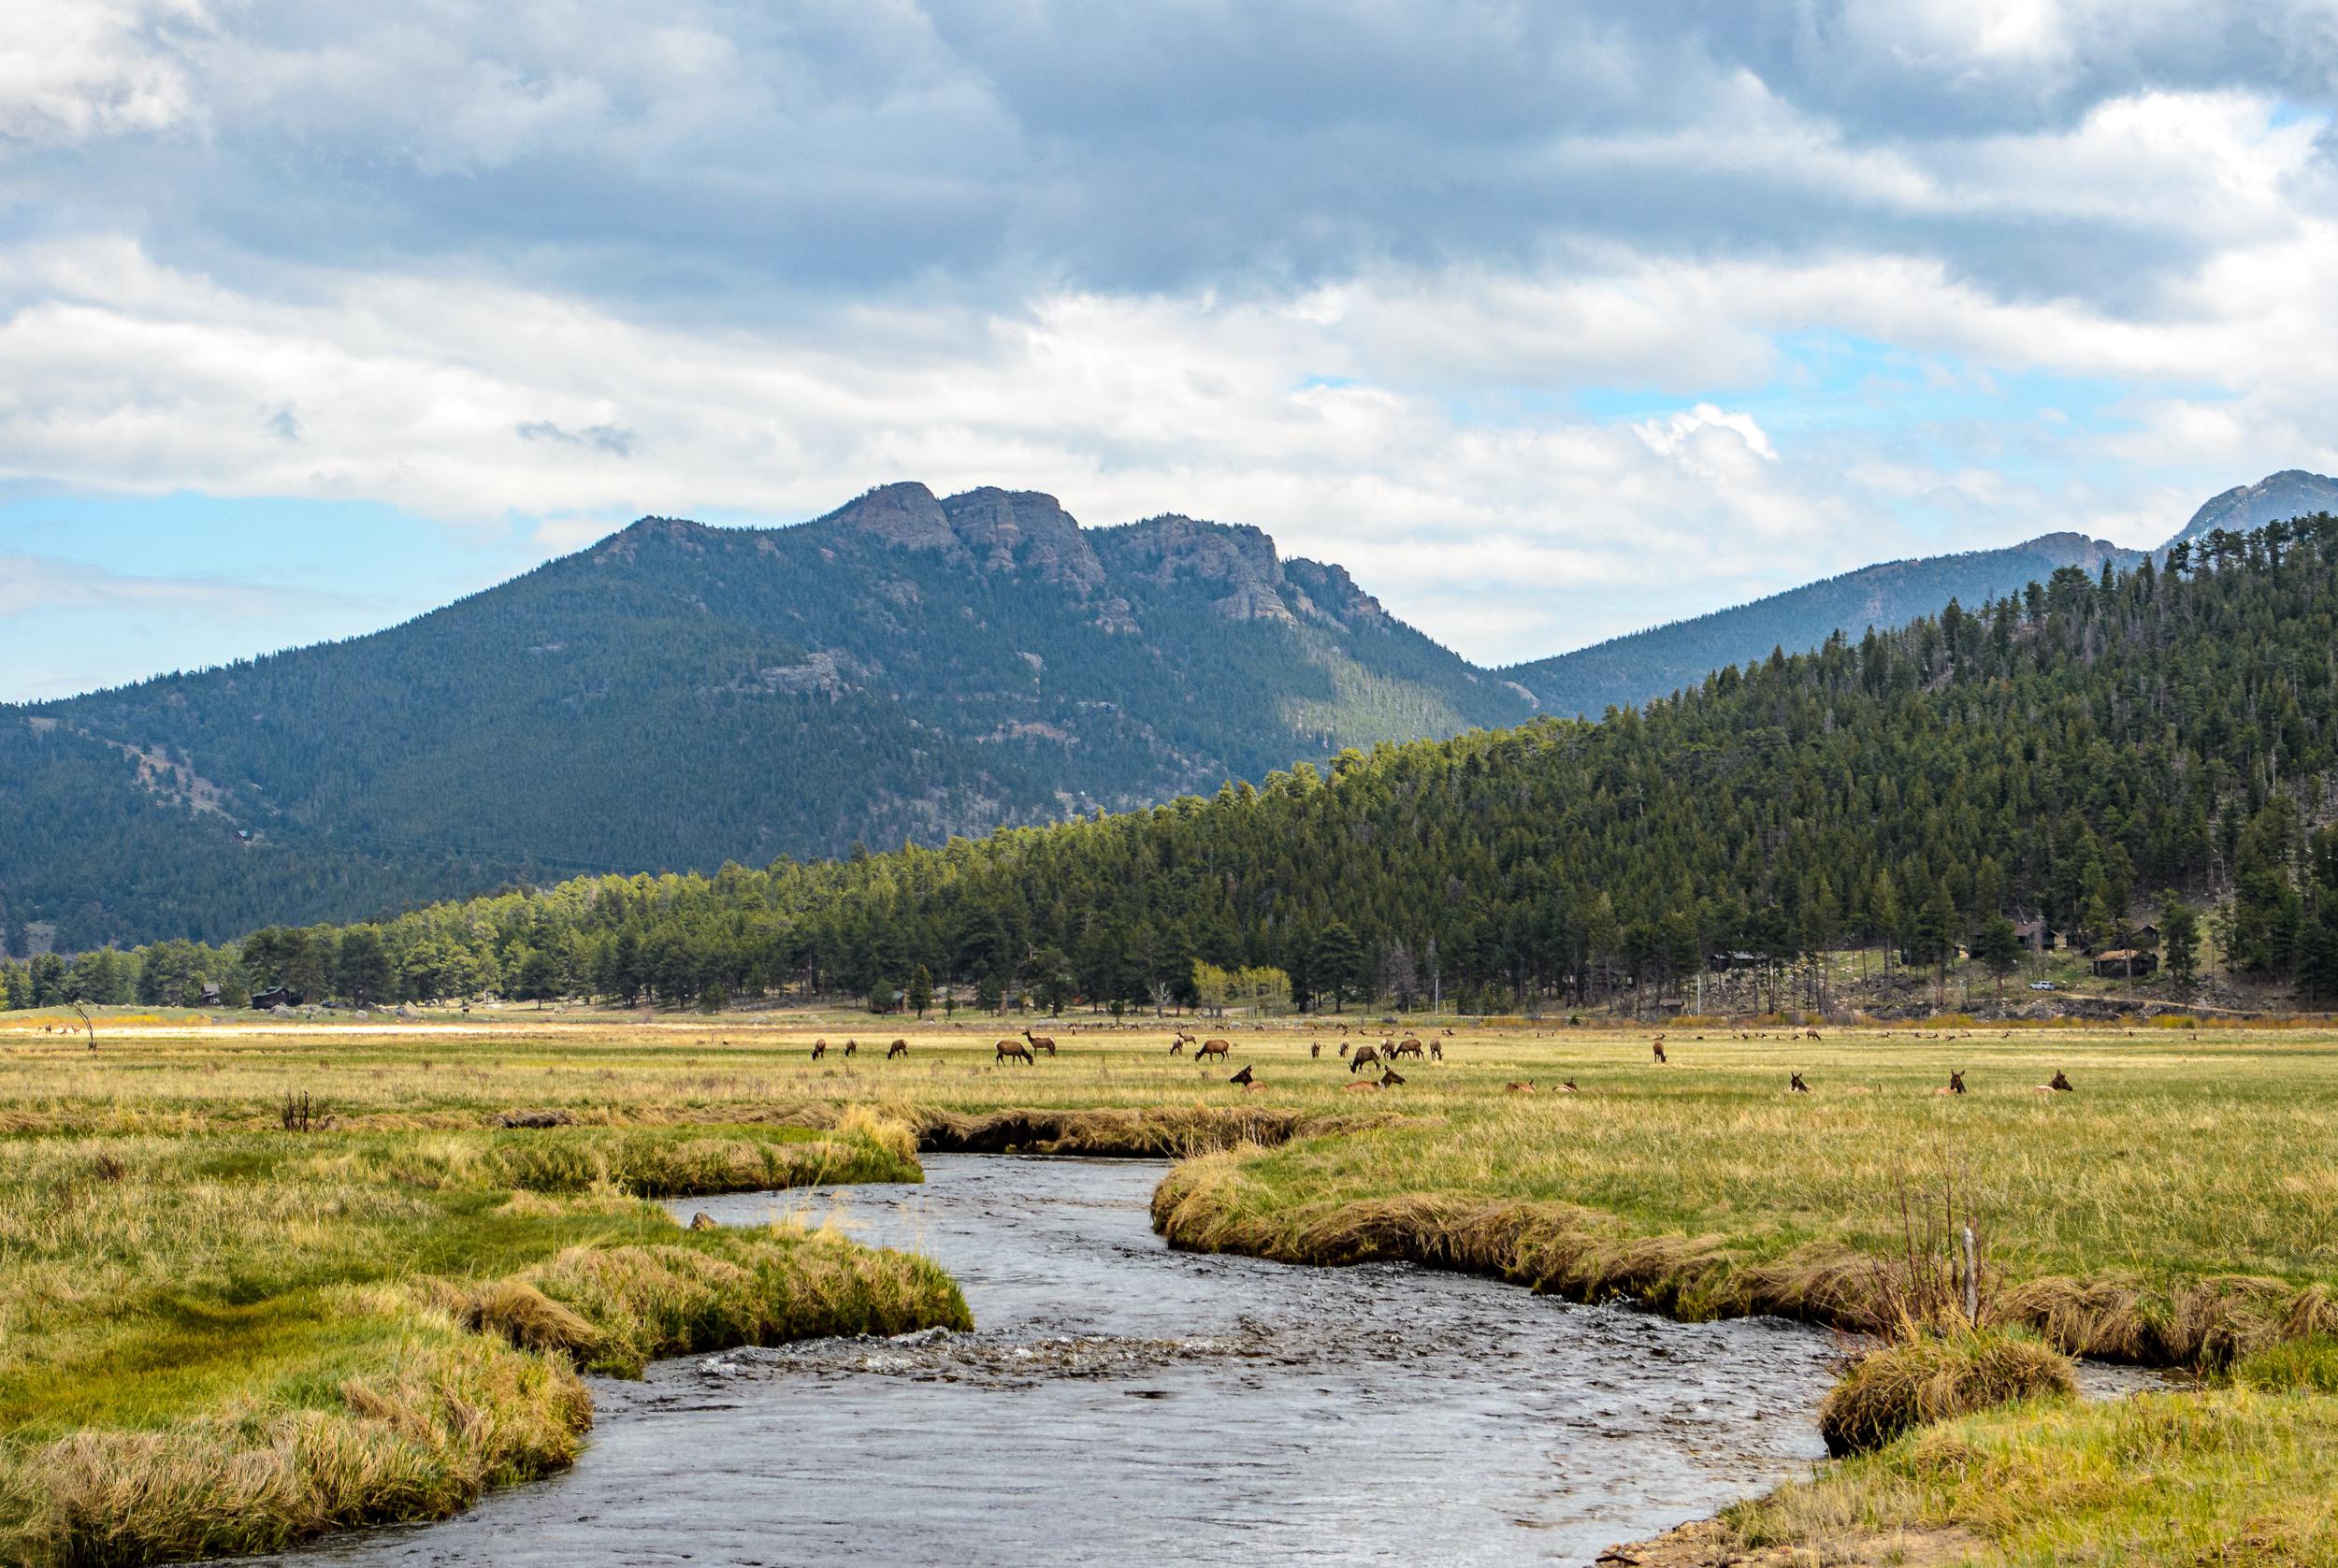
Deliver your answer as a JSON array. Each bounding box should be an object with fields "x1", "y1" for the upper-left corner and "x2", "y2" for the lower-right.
[{"x1": 262, "y1": 1156, "x2": 1841, "y2": 1567}]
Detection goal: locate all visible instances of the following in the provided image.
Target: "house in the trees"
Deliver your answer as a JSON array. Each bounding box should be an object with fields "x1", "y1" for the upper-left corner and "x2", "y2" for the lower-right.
[
  {"x1": 250, "y1": 985, "x2": 304, "y2": 1010},
  {"x1": 198, "y1": 982, "x2": 223, "y2": 1006},
  {"x1": 2133, "y1": 923, "x2": 2161, "y2": 949},
  {"x1": 2091, "y1": 949, "x2": 2158, "y2": 978},
  {"x1": 1706, "y1": 951, "x2": 1768, "y2": 971},
  {"x1": 2013, "y1": 918, "x2": 2058, "y2": 953}
]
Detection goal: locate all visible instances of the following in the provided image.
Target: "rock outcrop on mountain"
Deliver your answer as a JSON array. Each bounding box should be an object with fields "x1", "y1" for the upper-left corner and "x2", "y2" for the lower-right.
[{"x1": 2163, "y1": 471, "x2": 2338, "y2": 550}]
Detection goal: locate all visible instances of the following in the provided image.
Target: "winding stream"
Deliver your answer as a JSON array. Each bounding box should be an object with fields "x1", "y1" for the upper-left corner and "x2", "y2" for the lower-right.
[{"x1": 270, "y1": 1156, "x2": 1842, "y2": 1566}]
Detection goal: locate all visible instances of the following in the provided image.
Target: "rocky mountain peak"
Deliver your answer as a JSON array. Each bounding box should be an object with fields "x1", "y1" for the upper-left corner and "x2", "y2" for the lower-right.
[
  {"x1": 819, "y1": 482, "x2": 955, "y2": 552},
  {"x1": 2166, "y1": 470, "x2": 2338, "y2": 549},
  {"x1": 938, "y1": 488, "x2": 1104, "y2": 591},
  {"x1": 1103, "y1": 514, "x2": 1297, "y2": 622}
]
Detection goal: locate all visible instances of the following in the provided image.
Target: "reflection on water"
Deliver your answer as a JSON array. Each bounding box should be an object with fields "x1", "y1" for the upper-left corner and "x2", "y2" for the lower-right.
[{"x1": 259, "y1": 1157, "x2": 1840, "y2": 1567}]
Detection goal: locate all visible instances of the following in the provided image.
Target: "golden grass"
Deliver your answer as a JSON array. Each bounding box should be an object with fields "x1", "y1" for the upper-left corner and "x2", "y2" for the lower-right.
[
  {"x1": 16, "y1": 1010, "x2": 2338, "y2": 1564},
  {"x1": 1818, "y1": 1327, "x2": 2077, "y2": 1456}
]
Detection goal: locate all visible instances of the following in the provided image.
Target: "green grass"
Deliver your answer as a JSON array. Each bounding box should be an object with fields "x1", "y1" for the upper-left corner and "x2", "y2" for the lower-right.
[
  {"x1": 0, "y1": 1096, "x2": 958, "y2": 1564},
  {"x1": 13, "y1": 1014, "x2": 2338, "y2": 1563}
]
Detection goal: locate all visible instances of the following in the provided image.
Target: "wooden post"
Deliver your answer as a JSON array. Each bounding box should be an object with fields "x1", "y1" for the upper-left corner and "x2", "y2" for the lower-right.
[{"x1": 1962, "y1": 1225, "x2": 1980, "y2": 1326}]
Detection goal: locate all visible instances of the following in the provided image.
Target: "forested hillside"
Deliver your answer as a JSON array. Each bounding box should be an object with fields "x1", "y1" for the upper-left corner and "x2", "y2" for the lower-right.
[
  {"x1": 0, "y1": 485, "x2": 1527, "y2": 949},
  {"x1": 1501, "y1": 531, "x2": 2143, "y2": 718},
  {"x1": 24, "y1": 518, "x2": 2338, "y2": 1017}
]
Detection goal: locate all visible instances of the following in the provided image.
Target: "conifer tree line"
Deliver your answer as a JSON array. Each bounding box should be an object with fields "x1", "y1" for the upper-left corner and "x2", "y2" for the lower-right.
[{"x1": 14, "y1": 514, "x2": 2338, "y2": 1015}]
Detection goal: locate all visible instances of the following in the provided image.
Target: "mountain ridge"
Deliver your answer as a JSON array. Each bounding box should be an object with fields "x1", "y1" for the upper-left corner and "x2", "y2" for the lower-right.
[{"x1": 6, "y1": 471, "x2": 2331, "y2": 950}]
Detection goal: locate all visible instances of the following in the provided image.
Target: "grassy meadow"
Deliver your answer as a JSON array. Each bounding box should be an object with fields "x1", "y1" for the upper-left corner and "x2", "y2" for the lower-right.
[{"x1": 6, "y1": 1008, "x2": 2338, "y2": 1563}]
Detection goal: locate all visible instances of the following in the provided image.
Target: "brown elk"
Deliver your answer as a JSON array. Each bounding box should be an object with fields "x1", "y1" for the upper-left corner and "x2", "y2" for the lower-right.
[
  {"x1": 1559, "y1": 1079, "x2": 1580, "y2": 1094},
  {"x1": 1168, "y1": 1036, "x2": 1186, "y2": 1055},
  {"x1": 2037, "y1": 1070, "x2": 2073, "y2": 1093},
  {"x1": 1342, "y1": 1079, "x2": 1382, "y2": 1093},
  {"x1": 888, "y1": 1039, "x2": 909, "y2": 1059},
  {"x1": 1393, "y1": 1037, "x2": 1425, "y2": 1058},
  {"x1": 1309, "y1": 1042, "x2": 1321, "y2": 1058},
  {"x1": 1378, "y1": 1067, "x2": 1406, "y2": 1087},
  {"x1": 1504, "y1": 1079, "x2": 1535, "y2": 1094},
  {"x1": 1428, "y1": 1041, "x2": 1443, "y2": 1061},
  {"x1": 1229, "y1": 1064, "x2": 1256, "y2": 1086},
  {"x1": 1196, "y1": 1038, "x2": 1233, "y2": 1062},
  {"x1": 842, "y1": 1039, "x2": 857, "y2": 1058},
  {"x1": 1932, "y1": 1070, "x2": 1966, "y2": 1097},
  {"x1": 811, "y1": 1039, "x2": 828, "y2": 1060},
  {"x1": 1023, "y1": 1029, "x2": 1058, "y2": 1057},
  {"x1": 996, "y1": 1039, "x2": 1035, "y2": 1066},
  {"x1": 1789, "y1": 1072, "x2": 1810, "y2": 1094},
  {"x1": 1652, "y1": 1036, "x2": 1667, "y2": 1064},
  {"x1": 1349, "y1": 1044, "x2": 1382, "y2": 1073},
  {"x1": 1338, "y1": 1041, "x2": 1350, "y2": 1057}
]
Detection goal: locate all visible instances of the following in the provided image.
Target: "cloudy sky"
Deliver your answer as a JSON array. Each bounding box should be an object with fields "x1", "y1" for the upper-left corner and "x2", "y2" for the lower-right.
[{"x1": 4, "y1": 0, "x2": 2336, "y2": 699}]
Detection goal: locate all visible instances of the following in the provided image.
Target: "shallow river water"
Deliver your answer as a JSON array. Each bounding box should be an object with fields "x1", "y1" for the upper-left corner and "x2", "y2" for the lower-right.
[{"x1": 270, "y1": 1156, "x2": 1845, "y2": 1567}]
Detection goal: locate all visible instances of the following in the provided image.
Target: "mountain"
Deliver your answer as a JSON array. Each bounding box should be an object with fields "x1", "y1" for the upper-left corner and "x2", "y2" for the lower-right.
[
  {"x1": 0, "y1": 485, "x2": 1529, "y2": 949},
  {"x1": 2162, "y1": 470, "x2": 2338, "y2": 550},
  {"x1": 95, "y1": 512, "x2": 2338, "y2": 1015},
  {"x1": 1499, "y1": 532, "x2": 2144, "y2": 718},
  {"x1": 7, "y1": 469, "x2": 2330, "y2": 954}
]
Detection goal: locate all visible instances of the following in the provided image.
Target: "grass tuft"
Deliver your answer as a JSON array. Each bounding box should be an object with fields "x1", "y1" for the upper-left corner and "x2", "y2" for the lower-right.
[{"x1": 1816, "y1": 1325, "x2": 2076, "y2": 1456}]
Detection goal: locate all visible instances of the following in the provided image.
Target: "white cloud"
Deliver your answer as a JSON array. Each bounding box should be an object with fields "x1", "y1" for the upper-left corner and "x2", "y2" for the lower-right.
[
  {"x1": 0, "y1": 0, "x2": 202, "y2": 146},
  {"x1": 4, "y1": 9, "x2": 2338, "y2": 668}
]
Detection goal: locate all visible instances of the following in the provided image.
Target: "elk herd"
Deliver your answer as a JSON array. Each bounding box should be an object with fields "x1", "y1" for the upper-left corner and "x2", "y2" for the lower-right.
[{"x1": 792, "y1": 1023, "x2": 2081, "y2": 1103}]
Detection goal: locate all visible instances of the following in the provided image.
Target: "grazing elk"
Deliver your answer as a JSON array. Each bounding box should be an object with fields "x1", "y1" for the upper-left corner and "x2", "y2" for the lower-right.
[
  {"x1": 1932, "y1": 1070, "x2": 1967, "y2": 1097},
  {"x1": 842, "y1": 1039, "x2": 857, "y2": 1058},
  {"x1": 1378, "y1": 1067, "x2": 1406, "y2": 1087},
  {"x1": 1393, "y1": 1037, "x2": 1424, "y2": 1058},
  {"x1": 1338, "y1": 1042, "x2": 1350, "y2": 1057},
  {"x1": 996, "y1": 1039, "x2": 1035, "y2": 1066},
  {"x1": 1309, "y1": 1042, "x2": 1321, "y2": 1058},
  {"x1": 1428, "y1": 1041, "x2": 1443, "y2": 1061},
  {"x1": 1349, "y1": 1044, "x2": 1382, "y2": 1074},
  {"x1": 1196, "y1": 1038, "x2": 1233, "y2": 1062},
  {"x1": 1652, "y1": 1036, "x2": 1667, "y2": 1064},
  {"x1": 811, "y1": 1039, "x2": 828, "y2": 1061},
  {"x1": 1023, "y1": 1029, "x2": 1058, "y2": 1057},
  {"x1": 2038, "y1": 1070, "x2": 2073, "y2": 1093},
  {"x1": 1789, "y1": 1072, "x2": 1810, "y2": 1094},
  {"x1": 888, "y1": 1039, "x2": 909, "y2": 1059},
  {"x1": 1169, "y1": 1036, "x2": 1186, "y2": 1056}
]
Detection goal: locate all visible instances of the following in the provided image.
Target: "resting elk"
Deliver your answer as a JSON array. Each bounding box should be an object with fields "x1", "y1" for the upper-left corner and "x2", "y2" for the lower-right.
[
  {"x1": 1789, "y1": 1072, "x2": 1810, "y2": 1094},
  {"x1": 1378, "y1": 1067, "x2": 1406, "y2": 1087},
  {"x1": 1229, "y1": 1064, "x2": 1258, "y2": 1087},
  {"x1": 2037, "y1": 1070, "x2": 2073, "y2": 1093},
  {"x1": 1504, "y1": 1079, "x2": 1535, "y2": 1094},
  {"x1": 995, "y1": 1038, "x2": 1035, "y2": 1066},
  {"x1": 1932, "y1": 1070, "x2": 1967, "y2": 1097},
  {"x1": 887, "y1": 1039, "x2": 909, "y2": 1059}
]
